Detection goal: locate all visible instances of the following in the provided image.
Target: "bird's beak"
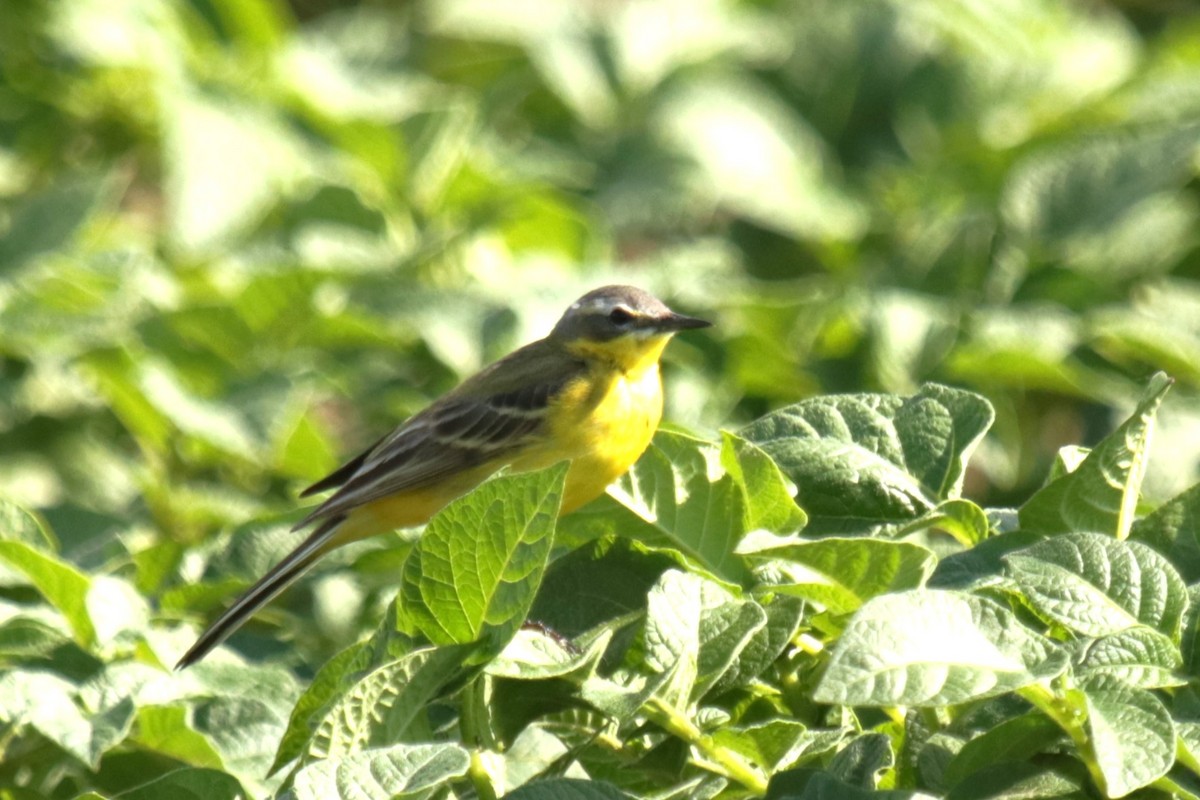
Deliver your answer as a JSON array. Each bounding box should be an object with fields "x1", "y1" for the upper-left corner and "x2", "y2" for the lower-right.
[{"x1": 656, "y1": 311, "x2": 712, "y2": 332}]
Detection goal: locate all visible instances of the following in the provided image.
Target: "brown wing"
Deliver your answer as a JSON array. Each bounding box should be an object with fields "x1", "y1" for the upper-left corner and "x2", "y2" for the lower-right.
[{"x1": 293, "y1": 341, "x2": 585, "y2": 529}]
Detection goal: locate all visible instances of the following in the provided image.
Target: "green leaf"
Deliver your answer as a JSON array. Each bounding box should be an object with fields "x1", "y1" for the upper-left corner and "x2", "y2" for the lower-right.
[
  {"x1": 930, "y1": 530, "x2": 1043, "y2": 591},
  {"x1": 86, "y1": 576, "x2": 149, "y2": 648},
  {"x1": 1003, "y1": 532, "x2": 1187, "y2": 638},
  {"x1": 1183, "y1": 585, "x2": 1200, "y2": 676},
  {"x1": 271, "y1": 642, "x2": 370, "y2": 774},
  {"x1": 578, "y1": 663, "x2": 677, "y2": 723},
  {"x1": 0, "y1": 172, "x2": 113, "y2": 275},
  {"x1": 941, "y1": 713, "x2": 1065, "y2": 791},
  {"x1": 504, "y1": 778, "x2": 635, "y2": 799},
  {"x1": 0, "y1": 670, "x2": 133, "y2": 769},
  {"x1": 108, "y1": 768, "x2": 246, "y2": 800},
  {"x1": 771, "y1": 770, "x2": 937, "y2": 799},
  {"x1": 0, "y1": 499, "x2": 58, "y2": 588},
  {"x1": 529, "y1": 537, "x2": 678, "y2": 638},
  {"x1": 721, "y1": 432, "x2": 808, "y2": 534},
  {"x1": 486, "y1": 627, "x2": 610, "y2": 680},
  {"x1": 711, "y1": 722, "x2": 847, "y2": 774},
  {"x1": 642, "y1": 570, "x2": 766, "y2": 705},
  {"x1": 828, "y1": 732, "x2": 893, "y2": 788},
  {"x1": 565, "y1": 429, "x2": 753, "y2": 582},
  {"x1": 709, "y1": 594, "x2": 805, "y2": 696},
  {"x1": 943, "y1": 762, "x2": 1087, "y2": 800},
  {"x1": 741, "y1": 384, "x2": 993, "y2": 534},
  {"x1": 0, "y1": 541, "x2": 95, "y2": 646},
  {"x1": 1131, "y1": 482, "x2": 1200, "y2": 582},
  {"x1": 1019, "y1": 372, "x2": 1171, "y2": 538},
  {"x1": 813, "y1": 590, "x2": 1066, "y2": 707},
  {"x1": 306, "y1": 645, "x2": 473, "y2": 761},
  {"x1": 290, "y1": 742, "x2": 471, "y2": 800},
  {"x1": 740, "y1": 534, "x2": 936, "y2": 615},
  {"x1": 903, "y1": 499, "x2": 991, "y2": 547},
  {"x1": 1073, "y1": 626, "x2": 1183, "y2": 688},
  {"x1": 192, "y1": 697, "x2": 288, "y2": 789},
  {"x1": 397, "y1": 464, "x2": 565, "y2": 654},
  {"x1": 1080, "y1": 675, "x2": 1175, "y2": 797},
  {"x1": 134, "y1": 705, "x2": 225, "y2": 768}
]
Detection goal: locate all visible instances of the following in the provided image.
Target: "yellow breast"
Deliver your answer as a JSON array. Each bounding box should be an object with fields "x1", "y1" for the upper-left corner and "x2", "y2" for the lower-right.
[{"x1": 511, "y1": 335, "x2": 669, "y2": 514}]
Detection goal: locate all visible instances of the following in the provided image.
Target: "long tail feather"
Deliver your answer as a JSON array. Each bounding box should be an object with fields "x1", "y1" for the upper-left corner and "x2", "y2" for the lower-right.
[{"x1": 175, "y1": 515, "x2": 346, "y2": 669}]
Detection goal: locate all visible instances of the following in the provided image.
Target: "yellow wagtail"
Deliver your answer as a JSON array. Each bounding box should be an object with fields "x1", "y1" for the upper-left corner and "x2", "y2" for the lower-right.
[{"x1": 176, "y1": 285, "x2": 710, "y2": 667}]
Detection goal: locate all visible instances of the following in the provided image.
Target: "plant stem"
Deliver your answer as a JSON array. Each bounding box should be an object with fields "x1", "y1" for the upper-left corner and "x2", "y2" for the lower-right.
[
  {"x1": 1152, "y1": 774, "x2": 1200, "y2": 800},
  {"x1": 644, "y1": 697, "x2": 768, "y2": 795},
  {"x1": 1178, "y1": 736, "x2": 1200, "y2": 779},
  {"x1": 1018, "y1": 683, "x2": 1107, "y2": 796},
  {"x1": 468, "y1": 750, "x2": 499, "y2": 800}
]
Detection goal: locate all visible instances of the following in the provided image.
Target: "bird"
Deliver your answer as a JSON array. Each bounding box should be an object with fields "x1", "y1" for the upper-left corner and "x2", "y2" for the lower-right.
[{"x1": 176, "y1": 285, "x2": 711, "y2": 668}]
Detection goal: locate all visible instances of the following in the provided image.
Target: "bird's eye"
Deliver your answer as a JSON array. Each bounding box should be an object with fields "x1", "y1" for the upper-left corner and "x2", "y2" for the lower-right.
[{"x1": 608, "y1": 306, "x2": 634, "y2": 325}]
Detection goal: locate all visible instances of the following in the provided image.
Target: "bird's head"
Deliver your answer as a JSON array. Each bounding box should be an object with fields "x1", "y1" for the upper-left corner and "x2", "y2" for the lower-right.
[{"x1": 551, "y1": 285, "x2": 710, "y2": 371}]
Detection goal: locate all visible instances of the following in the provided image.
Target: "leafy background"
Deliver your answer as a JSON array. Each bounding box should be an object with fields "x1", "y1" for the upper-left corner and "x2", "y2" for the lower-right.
[{"x1": 3, "y1": 0, "x2": 1200, "y2": 798}]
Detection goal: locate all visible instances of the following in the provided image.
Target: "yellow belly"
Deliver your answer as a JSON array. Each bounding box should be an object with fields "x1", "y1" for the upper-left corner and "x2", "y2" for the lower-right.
[
  {"x1": 515, "y1": 362, "x2": 663, "y2": 513},
  {"x1": 336, "y1": 360, "x2": 663, "y2": 543}
]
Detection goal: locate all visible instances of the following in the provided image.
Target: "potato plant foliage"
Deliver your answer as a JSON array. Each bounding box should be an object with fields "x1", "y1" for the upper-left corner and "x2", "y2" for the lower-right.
[
  {"x1": 6, "y1": 374, "x2": 1200, "y2": 799},
  {"x1": 5, "y1": 0, "x2": 1200, "y2": 798}
]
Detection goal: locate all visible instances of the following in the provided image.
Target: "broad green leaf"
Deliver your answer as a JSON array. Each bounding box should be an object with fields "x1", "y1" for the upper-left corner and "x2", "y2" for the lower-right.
[
  {"x1": 486, "y1": 627, "x2": 611, "y2": 680},
  {"x1": 271, "y1": 642, "x2": 370, "y2": 774},
  {"x1": 0, "y1": 498, "x2": 57, "y2": 550},
  {"x1": 813, "y1": 590, "x2": 1066, "y2": 707},
  {"x1": 0, "y1": 541, "x2": 95, "y2": 646},
  {"x1": 1183, "y1": 585, "x2": 1200, "y2": 676},
  {"x1": 741, "y1": 384, "x2": 993, "y2": 534},
  {"x1": 901, "y1": 499, "x2": 991, "y2": 547},
  {"x1": 740, "y1": 534, "x2": 936, "y2": 615},
  {"x1": 530, "y1": 537, "x2": 678, "y2": 638},
  {"x1": 192, "y1": 697, "x2": 288, "y2": 790},
  {"x1": 135, "y1": 705, "x2": 224, "y2": 768},
  {"x1": 711, "y1": 722, "x2": 847, "y2": 774},
  {"x1": 930, "y1": 530, "x2": 1044, "y2": 591},
  {"x1": 109, "y1": 768, "x2": 246, "y2": 800},
  {"x1": 397, "y1": 464, "x2": 565, "y2": 654},
  {"x1": 1080, "y1": 675, "x2": 1175, "y2": 797},
  {"x1": 828, "y1": 732, "x2": 893, "y2": 788},
  {"x1": 86, "y1": 576, "x2": 149, "y2": 648},
  {"x1": 708, "y1": 594, "x2": 804, "y2": 696},
  {"x1": 0, "y1": 670, "x2": 133, "y2": 769},
  {"x1": 1073, "y1": 626, "x2": 1183, "y2": 688},
  {"x1": 306, "y1": 645, "x2": 472, "y2": 761},
  {"x1": 0, "y1": 498, "x2": 59, "y2": 587},
  {"x1": 941, "y1": 713, "x2": 1065, "y2": 791},
  {"x1": 578, "y1": 663, "x2": 677, "y2": 723},
  {"x1": 504, "y1": 778, "x2": 635, "y2": 799},
  {"x1": 943, "y1": 762, "x2": 1087, "y2": 800},
  {"x1": 0, "y1": 614, "x2": 71, "y2": 659},
  {"x1": 1019, "y1": 372, "x2": 1170, "y2": 538},
  {"x1": 563, "y1": 429, "x2": 753, "y2": 582},
  {"x1": 0, "y1": 172, "x2": 113, "y2": 275},
  {"x1": 1003, "y1": 532, "x2": 1187, "y2": 638},
  {"x1": 771, "y1": 770, "x2": 936, "y2": 799},
  {"x1": 1131, "y1": 482, "x2": 1200, "y2": 581},
  {"x1": 642, "y1": 570, "x2": 766, "y2": 705},
  {"x1": 290, "y1": 742, "x2": 470, "y2": 800},
  {"x1": 721, "y1": 432, "x2": 808, "y2": 534}
]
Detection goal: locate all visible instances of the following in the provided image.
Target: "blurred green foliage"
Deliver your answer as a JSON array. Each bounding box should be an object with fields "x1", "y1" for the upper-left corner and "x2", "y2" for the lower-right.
[
  {"x1": 2, "y1": 0, "x2": 1200, "y2": 793},
  {"x1": 4, "y1": 0, "x2": 1200, "y2": 527}
]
